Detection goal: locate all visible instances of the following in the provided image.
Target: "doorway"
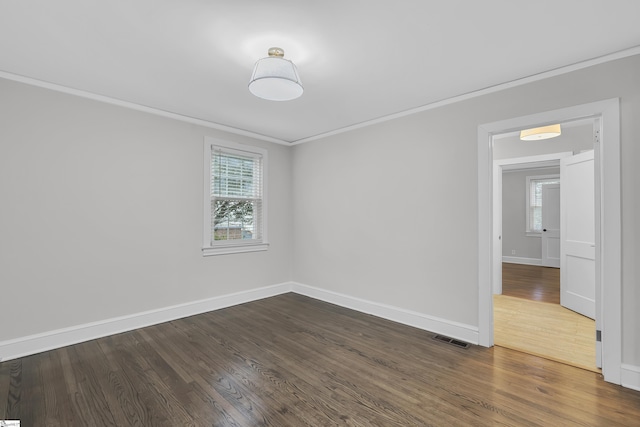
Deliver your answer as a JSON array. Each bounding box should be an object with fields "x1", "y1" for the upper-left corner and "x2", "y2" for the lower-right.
[
  {"x1": 491, "y1": 130, "x2": 597, "y2": 371},
  {"x1": 477, "y1": 99, "x2": 622, "y2": 385}
]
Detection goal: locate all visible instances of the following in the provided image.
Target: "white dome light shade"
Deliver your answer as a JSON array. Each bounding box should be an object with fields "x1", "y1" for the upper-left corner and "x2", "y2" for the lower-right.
[
  {"x1": 520, "y1": 124, "x2": 562, "y2": 141},
  {"x1": 248, "y1": 48, "x2": 303, "y2": 101}
]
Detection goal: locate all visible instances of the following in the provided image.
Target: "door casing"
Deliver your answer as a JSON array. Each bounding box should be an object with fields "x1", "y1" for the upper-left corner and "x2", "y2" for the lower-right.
[
  {"x1": 478, "y1": 99, "x2": 621, "y2": 385},
  {"x1": 492, "y1": 154, "x2": 571, "y2": 294}
]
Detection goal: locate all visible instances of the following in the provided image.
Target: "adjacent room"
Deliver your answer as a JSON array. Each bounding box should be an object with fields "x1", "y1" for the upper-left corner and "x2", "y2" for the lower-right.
[{"x1": 1, "y1": 1, "x2": 640, "y2": 425}]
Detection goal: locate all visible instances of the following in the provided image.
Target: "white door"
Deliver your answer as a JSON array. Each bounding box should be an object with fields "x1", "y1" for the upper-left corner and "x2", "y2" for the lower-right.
[
  {"x1": 560, "y1": 150, "x2": 595, "y2": 319},
  {"x1": 541, "y1": 184, "x2": 560, "y2": 268}
]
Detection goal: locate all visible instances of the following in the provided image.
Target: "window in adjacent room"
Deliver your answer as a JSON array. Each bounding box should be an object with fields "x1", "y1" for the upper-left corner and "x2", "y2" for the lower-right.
[
  {"x1": 203, "y1": 138, "x2": 268, "y2": 256},
  {"x1": 526, "y1": 175, "x2": 559, "y2": 234}
]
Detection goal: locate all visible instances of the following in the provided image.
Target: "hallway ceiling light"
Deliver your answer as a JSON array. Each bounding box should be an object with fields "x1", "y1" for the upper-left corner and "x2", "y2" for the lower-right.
[
  {"x1": 248, "y1": 47, "x2": 303, "y2": 101},
  {"x1": 520, "y1": 124, "x2": 562, "y2": 141}
]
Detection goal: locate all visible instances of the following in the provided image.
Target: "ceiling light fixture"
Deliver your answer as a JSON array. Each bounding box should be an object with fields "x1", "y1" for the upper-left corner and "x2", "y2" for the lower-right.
[
  {"x1": 248, "y1": 47, "x2": 303, "y2": 101},
  {"x1": 520, "y1": 124, "x2": 562, "y2": 141}
]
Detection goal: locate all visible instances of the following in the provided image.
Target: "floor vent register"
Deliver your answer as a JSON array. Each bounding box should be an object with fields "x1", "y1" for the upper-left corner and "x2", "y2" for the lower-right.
[{"x1": 433, "y1": 335, "x2": 470, "y2": 349}]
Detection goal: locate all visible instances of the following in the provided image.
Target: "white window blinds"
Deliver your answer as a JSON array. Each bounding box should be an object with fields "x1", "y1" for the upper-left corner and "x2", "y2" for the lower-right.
[{"x1": 210, "y1": 145, "x2": 263, "y2": 245}]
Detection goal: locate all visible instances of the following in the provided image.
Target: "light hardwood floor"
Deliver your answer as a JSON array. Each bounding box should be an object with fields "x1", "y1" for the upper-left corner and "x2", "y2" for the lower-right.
[
  {"x1": 2, "y1": 293, "x2": 639, "y2": 426},
  {"x1": 495, "y1": 263, "x2": 597, "y2": 372}
]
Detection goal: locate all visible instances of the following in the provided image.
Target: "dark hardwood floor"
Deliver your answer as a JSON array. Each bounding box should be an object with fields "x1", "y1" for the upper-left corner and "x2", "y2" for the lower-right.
[
  {"x1": 2, "y1": 293, "x2": 639, "y2": 426},
  {"x1": 502, "y1": 262, "x2": 560, "y2": 303}
]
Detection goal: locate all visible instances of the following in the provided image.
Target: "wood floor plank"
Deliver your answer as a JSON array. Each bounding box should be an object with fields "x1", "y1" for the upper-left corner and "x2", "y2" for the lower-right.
[
  {"x1": 39, "y1": 350, "x2": 75, "y2": 427},
  {"x1": 105, "y1": 331, "x2": 193, "y2": 426},
  {"x1": 97, "y1": 335, "x2": 158, "y2": 426},
  {"x1": 0, "y1": 359, "x2": 11, "y2": 419},
  {"x1": 70, "y1": 343, "x2": 126, "y2": 426},
  {"x1": 19, "y1": 354, "x2": 44, "y2": 426},
  {"x1": 1, "y1": 293, "x2": 639, "y2": 426},
  {"x1": 4, "y1": 360, "x2": 21, "y2": 421}
]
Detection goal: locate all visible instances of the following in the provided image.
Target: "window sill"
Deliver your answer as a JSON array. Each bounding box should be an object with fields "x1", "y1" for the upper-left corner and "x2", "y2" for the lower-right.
[
  {"x1": 202, "y1": 242, "x2": 269, "y2": 256},
  {"x1": 525, "y1": 232, "x2": 542, "y2": 238}
]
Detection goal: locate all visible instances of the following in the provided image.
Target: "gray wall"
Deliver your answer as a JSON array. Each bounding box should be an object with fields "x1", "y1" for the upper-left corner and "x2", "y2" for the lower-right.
[
  {"x1": 502, "y1": 167, "x2": 559, "y2": 260},
  {"x1": 292, "y1": 54, "x2": 640, "y2": 366},
  {"x1": 0, "y1": 78, "x2": 293, "y2": 342}
]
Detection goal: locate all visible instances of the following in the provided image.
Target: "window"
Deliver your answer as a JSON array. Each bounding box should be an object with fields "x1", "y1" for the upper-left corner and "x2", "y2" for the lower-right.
[
  {"x1": 525, "y1": 175, "x2": 559, "y2": 234},
  {"x1": 203, "y1": 138, "x2": 268, "y2": 256}
]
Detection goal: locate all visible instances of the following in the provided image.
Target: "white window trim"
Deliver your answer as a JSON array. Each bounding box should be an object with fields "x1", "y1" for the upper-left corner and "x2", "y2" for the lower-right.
[
  {"x1": 525, "y1": 174, "x2": 559, "y2": 235},
  {"x1": 202, "y1": 137, "x2": 269, "y2": 256}
]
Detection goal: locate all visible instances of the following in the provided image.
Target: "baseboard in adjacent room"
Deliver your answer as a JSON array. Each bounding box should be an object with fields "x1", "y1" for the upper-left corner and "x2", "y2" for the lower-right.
[
  {"x1": 0, "y1": 282, "x2": 293, "y2": 362},
  {"x1": 290, "y1": 282, "x2": 479, "y2": 345},
  {"x1": 502, "y1": 256, "x2": 542, "y2": 266}
]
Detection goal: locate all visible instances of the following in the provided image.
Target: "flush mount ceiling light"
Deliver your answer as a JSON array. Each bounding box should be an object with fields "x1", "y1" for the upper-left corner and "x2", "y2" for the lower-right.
[
  {"x1": 520, "y1": 124, "x2": 562, "y2": 141},
  {"x1": 248, "y1": 47, "x2": 303, "y2": 101}
]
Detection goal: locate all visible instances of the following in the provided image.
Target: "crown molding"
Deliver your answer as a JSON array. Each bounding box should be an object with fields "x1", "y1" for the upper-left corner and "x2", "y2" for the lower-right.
[
  {"x1": 290, "y1": 45, "x2": 640, "y2": 145},
  {"x1": 2, "y1": 45, "x2": 639, "y2": 147},
  {"x1": 0, "y1": 70, "x2": 291, "y2": 146}
]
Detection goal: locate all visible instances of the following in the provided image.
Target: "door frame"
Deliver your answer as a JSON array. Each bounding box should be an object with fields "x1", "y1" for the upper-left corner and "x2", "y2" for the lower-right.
[
  {"x1": 493, "y1": 153, "x2": 571, "y2": 294},
  {"x1": 478, "y1": 99, "x2": 621, "y2": 385}
]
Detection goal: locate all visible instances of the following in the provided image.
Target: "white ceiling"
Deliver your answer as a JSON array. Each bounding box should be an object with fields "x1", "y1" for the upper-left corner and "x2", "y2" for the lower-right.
[{"x1": 1, "y1": 1, "x2": 640, "y2": 144}]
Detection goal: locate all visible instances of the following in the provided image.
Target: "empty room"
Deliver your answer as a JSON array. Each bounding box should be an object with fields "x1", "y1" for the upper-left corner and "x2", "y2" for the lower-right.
[{"x1": 1, "y1": 1, "x2": 640, "y2": 426}]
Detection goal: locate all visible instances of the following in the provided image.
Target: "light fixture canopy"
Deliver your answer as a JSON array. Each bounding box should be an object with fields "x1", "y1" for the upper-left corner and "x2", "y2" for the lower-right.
[
  {"x1": 520, "y1": 124, "x2": 562, "y2": 141},
  {"x1": 248, "y1": 47, "x2": 303, "y2": 101}
]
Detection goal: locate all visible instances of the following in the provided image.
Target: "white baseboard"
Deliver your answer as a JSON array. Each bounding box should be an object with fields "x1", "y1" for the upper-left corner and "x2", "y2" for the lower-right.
[
  {"x1": 502, "y1": 256, "x2": 542, "y2": 266},
  {"x1": 621, "y1": 364, "x2": 640, "y2": 392},
  {"x1": 291, "y1": 282, "x2": 479, "y2": 345},
  {"x1": 0, "y1": 282, "x2": 293, "y2": 362},
  {"x1": 0, "y1": 281, "x2": 479, "y2": 362},
  {"x1": 7, "y1": 279, "x2": 634, "y2": 391}
]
